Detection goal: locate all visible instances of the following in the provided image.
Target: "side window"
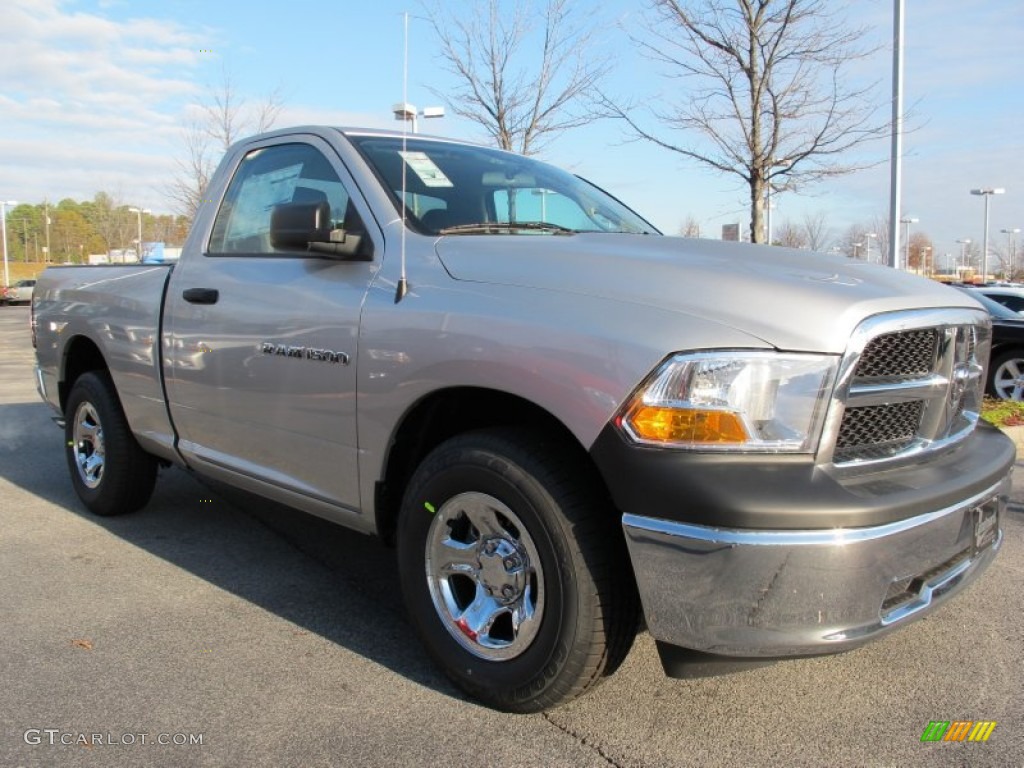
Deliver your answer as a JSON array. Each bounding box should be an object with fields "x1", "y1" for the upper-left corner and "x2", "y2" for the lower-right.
[
  {"x1": 209, "y1": 143, "x2": 360, "y2": 255},
  {"x1": 999, "y1": 296, "x2": 1024, "y2": 313},
  {"x1": 404, "y1": 192, "x2": 449, "y2": 231}
]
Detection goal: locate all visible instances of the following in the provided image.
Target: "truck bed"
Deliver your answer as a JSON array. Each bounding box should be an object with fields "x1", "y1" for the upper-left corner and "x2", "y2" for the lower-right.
[{"x1": 33, "y1": 264, "x2": 177, "y2": 461}]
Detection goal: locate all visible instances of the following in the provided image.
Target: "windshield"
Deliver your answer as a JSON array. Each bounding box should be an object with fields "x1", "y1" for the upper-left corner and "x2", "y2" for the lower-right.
[{"x1": 348, "y1": 135, "x2": 659, "y2": 236}]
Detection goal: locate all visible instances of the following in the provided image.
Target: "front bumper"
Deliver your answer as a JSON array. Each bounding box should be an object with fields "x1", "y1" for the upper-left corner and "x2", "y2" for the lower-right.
[{"x1": 623, "y1": 475, "x2": 1008, "y2": 662}]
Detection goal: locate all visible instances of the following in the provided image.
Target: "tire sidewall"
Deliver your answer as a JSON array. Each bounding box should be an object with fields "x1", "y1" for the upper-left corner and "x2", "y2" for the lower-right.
[
  {"x1": 65, "y1": 374, "x2": 111, "y2": 510},
  {"x1": 64, "y1": 371, "x2": 155, "y2": 516},
  {"x1": 398, "y1": 440, "x2": 587, "y2": 708},
  {"x1": 990, "y1": 351, "x2": 1024, "y2": 399}
]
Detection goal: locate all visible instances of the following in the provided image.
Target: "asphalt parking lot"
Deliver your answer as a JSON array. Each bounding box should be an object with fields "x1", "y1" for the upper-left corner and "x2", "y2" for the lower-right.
[{"x1": 1, "y1": 303, "x2": 1022, "y2": 768}]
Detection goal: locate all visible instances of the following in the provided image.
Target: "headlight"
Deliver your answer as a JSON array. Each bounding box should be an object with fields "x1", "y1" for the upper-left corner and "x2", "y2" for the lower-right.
[{"x1": 619, "y1": 351, "x2": 838, "y2": 452}]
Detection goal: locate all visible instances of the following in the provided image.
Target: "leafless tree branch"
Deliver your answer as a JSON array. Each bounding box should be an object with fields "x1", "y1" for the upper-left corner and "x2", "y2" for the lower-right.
[
  {"x1": 601, "y1": 0, "x2": 888, "y2": 243},
  {"x1": 167, "y1": 67, "x2": 285, "y2": 221},
  {"x1": 424, "y1": 0, "x2": 608, "y2": 155}
]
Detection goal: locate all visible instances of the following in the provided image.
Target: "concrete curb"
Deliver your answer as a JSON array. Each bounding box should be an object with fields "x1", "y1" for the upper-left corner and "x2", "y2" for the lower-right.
[{"x1": 1000, "y1": 425, "x2": 1024, "y2": 460}]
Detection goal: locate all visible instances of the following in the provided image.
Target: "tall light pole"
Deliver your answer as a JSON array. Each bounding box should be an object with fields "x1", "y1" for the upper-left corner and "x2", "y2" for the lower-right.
[
  {"x1": 899, "y1": 216, "x2": 918, "y2": 271},
  {"x1": 128, "y1": 207, "x2": 150, "y2": 262},
  {"x1": 888, "y1": 0, "x2": 905, "y2": 269},
  {"x1": 1, "y1": 200, "x2": 18, "y2": 289},
  {"x1": 956, "y1": 238, "x2": 971, "y2": 280},
  {"x1": 764, "y1": 159, "x2": 790, "y2": 246},
  {"x1": 864, "y1": 232, "x2": 878, "y2": 263},
  {"x1": 1002, "y1": 227, "x2": 1020, "y2": 280},
  {"x1": 921, "y1": 246, "x2": 931, "y2": 276},
  {"x1": 970, "y1": 187, "x2": 1005, "y2": 283}
]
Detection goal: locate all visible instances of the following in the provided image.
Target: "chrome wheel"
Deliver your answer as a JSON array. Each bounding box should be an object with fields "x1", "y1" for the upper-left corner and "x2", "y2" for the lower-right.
[
  {"x1": 992, "y1": 356, "x2": 1024, "y2": 400},
  {"x1": 425, "y1": 491, "x2": 544, "y2": 661},
  {"x1": 72, "y1": 401, "x2": 105, "y2": 489}
]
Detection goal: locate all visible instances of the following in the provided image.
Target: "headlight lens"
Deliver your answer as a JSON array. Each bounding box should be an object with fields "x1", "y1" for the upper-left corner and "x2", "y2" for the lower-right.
[{"x1": 620, "y1": 351, "x2": 838, "y2": 452}]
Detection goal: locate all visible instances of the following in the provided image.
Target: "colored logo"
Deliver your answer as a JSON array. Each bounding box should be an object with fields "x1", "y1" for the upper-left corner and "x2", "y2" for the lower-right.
[{"x1": 920, "y1": 721, "x2": 996, "y2": 742}]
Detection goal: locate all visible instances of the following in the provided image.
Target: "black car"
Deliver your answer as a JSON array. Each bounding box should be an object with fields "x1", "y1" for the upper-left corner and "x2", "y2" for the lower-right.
[{"x1": 953, "y1": 285, "x2": 1024, "y2": 400}]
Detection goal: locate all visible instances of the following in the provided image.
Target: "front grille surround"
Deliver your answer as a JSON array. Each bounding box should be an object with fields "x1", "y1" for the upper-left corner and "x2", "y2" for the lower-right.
[{"x1": 819, "y1": 308, "x2": 990, "y2": 469}]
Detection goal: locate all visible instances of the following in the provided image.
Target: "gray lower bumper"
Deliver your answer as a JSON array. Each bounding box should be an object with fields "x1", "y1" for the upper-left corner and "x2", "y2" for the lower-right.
[{"x1": 623, "y1": 477, "x2": 1008, "y2": 659}]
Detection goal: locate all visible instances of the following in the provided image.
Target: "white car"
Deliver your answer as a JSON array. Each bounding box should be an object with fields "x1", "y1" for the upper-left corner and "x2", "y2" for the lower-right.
[
  {"x1": 967, "y1": 285, "x2": 1024, "y2": 315},
  {"x1": 1, "y1": 279, "x2": 35, "y2": 305}
]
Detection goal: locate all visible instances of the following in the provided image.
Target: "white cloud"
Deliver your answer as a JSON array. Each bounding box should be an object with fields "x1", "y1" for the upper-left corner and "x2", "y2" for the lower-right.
[
  {"x1": 1, "y1": 0, "x2": 204, "y2": 106},
  {"x1": 0, "y1": 0, "x2": 214, "y2": 211}
]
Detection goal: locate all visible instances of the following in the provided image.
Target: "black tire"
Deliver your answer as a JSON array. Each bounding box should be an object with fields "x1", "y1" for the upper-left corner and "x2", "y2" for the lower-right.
[
  {"x1": 64, "y1": 371, "x2": 157, "y2": 516},
  {"x1": 397, "y1": 428, "x2": 638, "y2": 713},
  {"x1": 988, "y1": 349, "x2": 1024, "y2": 400}
]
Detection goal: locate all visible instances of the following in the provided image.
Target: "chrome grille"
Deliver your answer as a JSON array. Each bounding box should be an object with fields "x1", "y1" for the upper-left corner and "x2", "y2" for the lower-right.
[
  {"x1": 826, "y1": 309, "x2": 990, "y2": 467},
  {"x1": 834, "y1": 401, "x2": 923, "y2": 462},
  {"x1": 855, "y1": 330, "x2": 938, "y2": 379}
]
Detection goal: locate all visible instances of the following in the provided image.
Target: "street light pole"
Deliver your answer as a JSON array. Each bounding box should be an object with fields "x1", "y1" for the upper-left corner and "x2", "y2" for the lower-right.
[
  {"x1": 899, "y1": 216, "x2": 918, "y2": 271},
  {"x1": 956, "y1": 239, "x2": 971, "y2": 280},
  {"x1": 970, "y1": 187, "x2": 1005, "y2": 283},
  {"x1": 1, "y1": 200, "x2": 18, "y2": 289},
  {"x1": 128, "y1": 207, "x2": 150, "y2": 262},
  {"x1": 764, "y1": 159, "x2": 790, "y2": 246},
  {"x1": 392, "y1": 103, "x2": 445, "y2": 134},
  {"x1": 864, "y1": 232, "x2": 878, "y2": 263},
  {"x1": 888, "y1": 0, "x2": 905, "y2": 269},
  {"x1": 1001, "y1": 228, "x2": 1020, "y2": 280}
]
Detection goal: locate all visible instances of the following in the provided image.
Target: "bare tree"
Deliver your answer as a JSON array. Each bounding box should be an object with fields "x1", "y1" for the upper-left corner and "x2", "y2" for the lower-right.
[
  {"x1": 168, "y1": 68, "x2": 283, "y2": 221},
  {"x1": 202, "y1": 68, "x2": 283, "y2": 152},
  {"x1": 774, "y1": 220, "x2": 806, "y2": 248},
  {"x1": 678, "y1": 215, "x2": 702, "y2": 237},
  {"x1": 424, "y1": 0, "x2": 607, "y2": 155},
  {"x1": 167, "y1": 121, "x2": 215, "y2": 223},
  {"x1": 840, "y1": 223, "x2": 871, "y2": 260},
  {"x1": 801, "y1": 211, "x2": 832, "y2": 252},
  {"x1": 602, "y1": 0, "x2": 886, "y2": 243}
]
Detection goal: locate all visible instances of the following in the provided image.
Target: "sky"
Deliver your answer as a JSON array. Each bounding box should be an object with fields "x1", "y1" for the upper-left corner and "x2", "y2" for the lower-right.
[{"x1": 1, "y1": 0, "x2": 1022, "y2": 269}]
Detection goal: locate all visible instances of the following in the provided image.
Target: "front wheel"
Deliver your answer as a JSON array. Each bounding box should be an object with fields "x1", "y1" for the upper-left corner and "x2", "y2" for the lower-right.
[
  {"x1": 64, "y1": 371, "x2": 157, "y2": 516},
  {"x1": 989, "y1": 350, "x2": 1024, "y2": 400},
  {"x1": 397, "y1": 429, "x2": 637, "y2": 712}
]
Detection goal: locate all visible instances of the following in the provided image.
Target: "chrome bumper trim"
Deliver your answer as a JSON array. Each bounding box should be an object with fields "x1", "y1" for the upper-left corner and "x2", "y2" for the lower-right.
[
  {"x1": 622, "y1": 477, "x2": 1008, "y2": 658},
  {"x1": 34, "y1": 364, "x2": 47, "y2": 402}
]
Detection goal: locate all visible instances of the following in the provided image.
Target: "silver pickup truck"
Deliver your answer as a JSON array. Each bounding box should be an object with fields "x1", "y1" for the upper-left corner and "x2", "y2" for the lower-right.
[{"x1": 33, "y1": 126, "x2": 1012, "y2": 712}]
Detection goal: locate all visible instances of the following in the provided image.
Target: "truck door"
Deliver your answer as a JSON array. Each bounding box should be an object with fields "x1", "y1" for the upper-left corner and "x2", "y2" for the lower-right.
[{"x1": 164, "y1": 136, "x2": 379, "y2": 520}]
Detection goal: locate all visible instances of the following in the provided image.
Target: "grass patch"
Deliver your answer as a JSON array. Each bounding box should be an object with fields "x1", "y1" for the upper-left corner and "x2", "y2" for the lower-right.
[
  {"x1": 3, "y1": 262, "x2": 48, "y2": 286},
  {"x1": 980, "y1": 397, "x2": 1024, "y2": 427}
]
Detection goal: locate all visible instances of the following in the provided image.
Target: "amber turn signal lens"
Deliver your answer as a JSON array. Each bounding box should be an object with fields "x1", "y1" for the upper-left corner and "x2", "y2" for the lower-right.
[{"x1": 626, "y1": 405, "x2": 749, "y2": 444}]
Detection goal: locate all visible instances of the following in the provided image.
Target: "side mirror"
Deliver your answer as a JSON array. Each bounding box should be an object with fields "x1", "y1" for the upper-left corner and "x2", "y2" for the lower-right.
[{"x1": 270, "y1": 201, "x2": 372, "y2": 261}]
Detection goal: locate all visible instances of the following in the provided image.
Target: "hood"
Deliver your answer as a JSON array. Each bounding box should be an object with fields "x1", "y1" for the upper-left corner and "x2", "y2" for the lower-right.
[{"x1": 434, "y1": 234, "x2": 981, "y2": 353}]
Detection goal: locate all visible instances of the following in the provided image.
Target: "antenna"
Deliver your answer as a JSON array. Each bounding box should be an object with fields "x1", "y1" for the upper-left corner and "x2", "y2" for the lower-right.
[{"x1": 395, "y1": 11, "x2": 410, "y2": 303}]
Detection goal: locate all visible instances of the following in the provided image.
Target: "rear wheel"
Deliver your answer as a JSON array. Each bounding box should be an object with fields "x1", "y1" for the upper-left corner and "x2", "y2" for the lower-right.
[
  {"x1": 397, "y1": 429, "x2": 638, "y2": 712},
  {"x1": 65, "y1": 371, "x2": 157, "y2": 516}
]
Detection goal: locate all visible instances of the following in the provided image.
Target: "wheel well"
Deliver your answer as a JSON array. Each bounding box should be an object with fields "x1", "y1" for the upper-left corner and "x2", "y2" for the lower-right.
[
  {"x1": 990, "y1": 344, "x2": 1024, "y2": 361},
  {"x1": 59, "y1": 336, "x2": 108, "y2": 413},
  {"x1": 374, "y1": 387, "x2": 607, "y2": 544}
]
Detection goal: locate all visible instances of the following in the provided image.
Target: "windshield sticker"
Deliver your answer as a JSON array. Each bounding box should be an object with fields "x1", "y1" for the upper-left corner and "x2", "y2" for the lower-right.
[{"x1": 399, "y1": 151, "x2": 454, "y2": 188}]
